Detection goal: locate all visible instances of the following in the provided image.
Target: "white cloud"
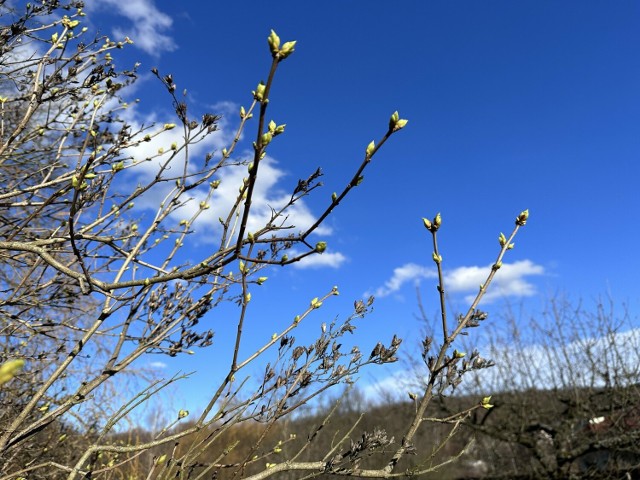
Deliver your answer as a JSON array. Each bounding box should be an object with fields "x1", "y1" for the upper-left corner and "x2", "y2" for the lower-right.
[
  {"x1": 111, "y1": 100, "x2": 339, "y2": 266},
  {"x1": 370, "y1": 260, "x2": 544, "y2": 303},
  {"x1": 147, "y1": 361, "x2": 167, "y2": 370},
  {"x1": 91, "y1": 0, "x2": 177, "y2": 55},
  {"x1": 293, "y1": 251, "x2": 347, "y2": 269},
  {"x1": 370, "y1": 263, "x2": 437, "y2": 298},
  {"x1": 446, "y1": 260, "x2": 544, "y2": 303}
]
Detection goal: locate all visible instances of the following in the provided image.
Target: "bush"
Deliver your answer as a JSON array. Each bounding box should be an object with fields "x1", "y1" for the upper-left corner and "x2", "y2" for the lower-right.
[{"x1": 0, "y1": 2, "x2": 528, "y2": 478}]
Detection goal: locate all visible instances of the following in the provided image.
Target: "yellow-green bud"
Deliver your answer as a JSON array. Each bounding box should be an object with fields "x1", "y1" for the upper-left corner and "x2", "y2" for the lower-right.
[
  {"x1": 260, "y1": 131, "x2": 272, "y2": 146},
  {"x1": 432, "y1": 252, "x2": 442, "y2": 264},
  {"x1": 239, "y1": 106, "x2": 246, "y2": 119},
  {"x1": 434, "y1": 213, "x2": 442, "y2": 228},
  {"x1": 315, "y1": 241, "x2": 327, "y2": 253},
  {"x1": 453, "y1": 350, "x2": 466, "y2": 358},
  {"x1": 253, "y1": 82, "x2": 266, "y2": 101},
  {"x1": 365, "y1": 140, "x2": 375, "y2": 157},
  {"x1": 257, "y1": 276, "x2": 268, "y2": 285},
  {"x1": 279, "y1": 40, "x2": 296, "y2": 59},
  {"x1": 331, "y1": 192, "x2": 337, "y2": 202},
  {"x1": 422, "y1": 217, "x2": 432, "y2": 230},
  {"x1": 516, "y1": 209, "x2": 529, "y2": 226},
  {"x1": 499, "y1": 232, "x2": 507, "y2": 246},
  {"x1": 394, "y1": 118, "x2": 408, "y2": 131},
  {"x1": 0, "y1": 359, "x2": 25, "y2": 386},
  {"x1": 164, "y1": 123, "x2": 176, "y2": 130},
  {"x1": 389, "y1": 111, "x2": 400, "y2": 130},
  {"x1": 268, "y1": 120, "x2": 276, "y2": 133},
  {"x1": 268, "y1": 30, "x2": 281, "y2": 54},
  {"x1": 178, "y1": 409, "x2": 189, "y2": 419}
]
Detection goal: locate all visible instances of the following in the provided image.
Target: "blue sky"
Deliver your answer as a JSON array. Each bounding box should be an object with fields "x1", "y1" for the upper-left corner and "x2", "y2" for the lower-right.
[{"x1": 85, "y1": 1, "x2": 639, "y2": 411}]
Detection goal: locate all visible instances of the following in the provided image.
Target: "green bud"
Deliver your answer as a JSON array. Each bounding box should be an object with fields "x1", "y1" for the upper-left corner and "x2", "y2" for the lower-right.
[
  {"x1": 389, "y1": 111, "x2": 400, "y2": 130},
  {"x1": 279, "y1": 40, "x2": 296, "y2": 59},
  {"x1": 268, "y1": 30, "x2": 281, "y2": 54},
  {"x1": 516, "y1": 209, "x2": 529, "y2": 226},
  {"x1": 268, "y1": 120, "x2": 276, "y2": 133},
  {"x1": 434, "y1": 213, "x2": 442, "y2": 228},
  {"x1": 260, "y1": 131, "x2": 272, "y2": 146},
  {"x1": 0, "y1": 359, "x2": 25, "y2": 386},
  {"x1": 331, "y1": 192, "x2": 337, "y2": 202},
  {"x1": 499, "y1": 232, "x2": 507, "y2": 246},
  {"x1": 394, "y1": 118, "x2": 408, "y2": 131},
  {"x1": 365, "y1": 140, "x2": 375, "y2": 157},
  {"x1": 422, "y1": 217, "x2": 432, "y2": 230},
  {"x1": 239, "y1": 106, "x2": 246, "y2": 118},
  {"x1": 432, "y1": 252, "x2": 442, "y2": 264},
  {"x1": 253, "y1": 82, "x2": 266, "y2": 101},
  {"x1": 164, "y1": 123, "x2": 176, "y2": 130},
  {"x1": 178, "y1": 409, "x2": 189, "y2": 419},
  {"x1": 493, "y1": 261, "x2": 502, "y2": 270},
  {"x1": 315, "y1": 241, "x2": 327, "y2": 253},
  {"x1": 257, "y1": 276, "x2": 268, "y2": 285}
]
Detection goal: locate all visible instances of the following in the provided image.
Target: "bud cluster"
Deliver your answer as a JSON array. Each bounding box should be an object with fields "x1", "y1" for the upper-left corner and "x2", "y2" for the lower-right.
[{"x1": 267, "y1": 30, "x2": 296, "y2": 60}]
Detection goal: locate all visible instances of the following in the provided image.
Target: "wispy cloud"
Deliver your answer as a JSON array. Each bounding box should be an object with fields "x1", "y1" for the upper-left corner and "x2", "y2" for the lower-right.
[
  {"x1": 370, "y1": 260, "x2": 544, "y2": 303},
  {"x1": 447, "y1": 260, "x2": 544, "y2": 303},
  {"x1": 113, "y1": 100, "x2": 339, "y2": 265},
  {"x1": 369, "y1": 263, "x2": 437, "y2": 298},
  {"x1": 293, "y1": 251, "x2": 347, "y2": 269},
  {"x1": 92, "y1": 0, "x2": 177, "y2": 56},
  {"x1": 147, "y1": 361, "x2": 167, "y2": 370}
]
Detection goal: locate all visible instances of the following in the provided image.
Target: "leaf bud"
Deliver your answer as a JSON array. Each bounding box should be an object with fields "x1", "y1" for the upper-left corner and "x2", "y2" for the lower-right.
[
  {"x1": 257, "y1": 276, "x2": 268, "y2": 285},
  {"x1": 279, "y1": 40, "x2": 296, "y2": 59},
  {"x1": 252, "y1": 82, "x2": 266, "y2": 101},
  {"x1": 267, "y1": 30, "x2": 281, "y2": 54},
  {"x1": 434, "y1": 213, "x2": 442, "y2": 228},
  {"x1": 0, "y1": 359, "x2": 25, "y2": 386},
  {"x1": 499, "y1": 232, "x2": 507, "y2": 246},
  {"x1": 365, "y1": 140, "x2": 375, "y2": 157},
  {"x1": 315, "y1": 241, "x2": 327, "y2": 253},
  {"x1": 331, "y1": 192, "x2": 337, "y2": 202},
  {"x1": 516, "y1": 209, "x2": 529, "y2": 226}
]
